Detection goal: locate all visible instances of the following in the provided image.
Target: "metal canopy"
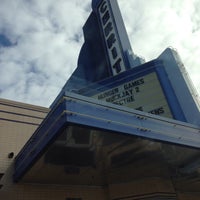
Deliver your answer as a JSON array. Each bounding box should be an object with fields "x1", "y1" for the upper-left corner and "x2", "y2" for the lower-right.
[{"x1": 14, "y1": 92, "x2": 200, "y2": 183}]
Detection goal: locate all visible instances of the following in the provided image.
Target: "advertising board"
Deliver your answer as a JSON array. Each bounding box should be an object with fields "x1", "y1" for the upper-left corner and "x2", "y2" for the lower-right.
[{"x1": 92, "y1": 72, "x2": 173, "y2": 118}]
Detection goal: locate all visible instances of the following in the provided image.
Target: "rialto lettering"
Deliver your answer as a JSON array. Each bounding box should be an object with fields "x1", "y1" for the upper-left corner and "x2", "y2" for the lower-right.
[{"x1": 98, "y1": 0, "x2": 125, "y2": 75}]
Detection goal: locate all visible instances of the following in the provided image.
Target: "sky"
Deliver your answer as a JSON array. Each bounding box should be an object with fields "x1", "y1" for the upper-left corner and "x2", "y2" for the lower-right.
[{"x1": 0, "y1": 0, "x2": 200, "y2": 107}]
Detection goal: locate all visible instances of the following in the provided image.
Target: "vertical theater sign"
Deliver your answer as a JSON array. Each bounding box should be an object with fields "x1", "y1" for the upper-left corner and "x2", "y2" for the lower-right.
[{"x1": 98, "y1": 0, "x2": 126, "y2": 75}]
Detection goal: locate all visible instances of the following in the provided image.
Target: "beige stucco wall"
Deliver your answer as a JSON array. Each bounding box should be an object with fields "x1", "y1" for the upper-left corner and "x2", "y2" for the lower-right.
[
  {"x1": 0, "y1": 98, "x2": 49, "y2": 174},
  {"x1": 0, "y1": 99, "x2": 108, "y2": 200},
  {"x1": 0, "y1": 167, "x2": 108, "y2": 200}
]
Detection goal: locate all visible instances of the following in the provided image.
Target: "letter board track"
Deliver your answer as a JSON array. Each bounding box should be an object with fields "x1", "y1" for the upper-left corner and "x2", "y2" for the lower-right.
[{"x1": 77, "y1": 60, "x2": 186, "y2": 121}]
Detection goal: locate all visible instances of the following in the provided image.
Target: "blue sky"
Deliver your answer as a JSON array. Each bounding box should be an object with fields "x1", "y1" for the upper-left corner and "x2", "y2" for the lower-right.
[{"x1": 0, "y1": 0, "x2": 200, "y2": 107}]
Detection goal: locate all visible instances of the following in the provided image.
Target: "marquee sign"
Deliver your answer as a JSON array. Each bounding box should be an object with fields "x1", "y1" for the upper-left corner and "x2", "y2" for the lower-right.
[{"x1": 92, "y1": 72, "x2": 173, "y2": 118}]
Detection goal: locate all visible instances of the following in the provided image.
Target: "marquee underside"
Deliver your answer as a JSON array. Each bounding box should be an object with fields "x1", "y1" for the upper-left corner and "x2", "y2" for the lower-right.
[{"x1": 14, "y1": 93, "x2": 200, "y2": 186}]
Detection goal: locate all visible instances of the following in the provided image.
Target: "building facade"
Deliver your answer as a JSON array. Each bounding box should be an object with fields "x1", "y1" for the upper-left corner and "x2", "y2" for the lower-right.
[
  {"x1": 0, "y1": 0, "x2": 200, "y2": 199},
  {"x1": 1, "y1": 96, "x2": 200, "y2": 200}
]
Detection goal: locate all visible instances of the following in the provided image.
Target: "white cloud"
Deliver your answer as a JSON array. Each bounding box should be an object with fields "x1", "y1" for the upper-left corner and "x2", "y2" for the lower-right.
[
  {"x1": 0, "y1": 0, "x2": 91, "y2": 106},
  {"x1": 0, "y1": 0, "x2": 199, "y2": 107},
  {"x1": 118, "y1": 0, "x2": 200, "y2": 99}
]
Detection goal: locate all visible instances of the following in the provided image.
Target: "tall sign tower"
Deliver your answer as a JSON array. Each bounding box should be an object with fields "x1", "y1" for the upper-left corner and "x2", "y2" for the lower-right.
[
  {"x1": 52, "y1": 0, "x2": 200, "y2": 126},
  {"x1": 62, "y1": 0, "x2": 144, "y2": 92}
]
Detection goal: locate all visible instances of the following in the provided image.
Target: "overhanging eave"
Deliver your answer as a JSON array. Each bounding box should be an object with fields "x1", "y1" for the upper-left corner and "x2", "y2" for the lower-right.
[{"x1": 13, "y1": 92, "x2": 200, "y2": 183}]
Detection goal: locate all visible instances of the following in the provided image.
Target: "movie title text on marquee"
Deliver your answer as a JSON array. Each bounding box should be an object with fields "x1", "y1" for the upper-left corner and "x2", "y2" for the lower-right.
[
  {"x1": 93, "y1": 72, "x2": 173, "y2": 118},
  {"x1": 98, "y1": 0, "x2": 126, "y2": 75}
]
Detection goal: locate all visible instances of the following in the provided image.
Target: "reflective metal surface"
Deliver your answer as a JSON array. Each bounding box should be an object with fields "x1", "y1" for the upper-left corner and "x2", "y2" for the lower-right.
[{"x1": 21, "y1": 124, "x2": 200, "y2": 186}]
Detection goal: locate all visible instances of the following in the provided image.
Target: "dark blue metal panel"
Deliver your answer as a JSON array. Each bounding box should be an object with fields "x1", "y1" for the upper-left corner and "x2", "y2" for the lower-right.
[
  {"x1": 64, "y1": 93, "x2": 200, "y2": 148},
  {"x1": 64, "y1": 12, "x2": 110, "y2": 93},
  {"x1": 14, "y1": 100, "x2": 68, "y2": 182},
  {"x1": 158, "y1": 48, "x2": 200, "y2": 126},
  {"x1": 155, "y1": 64, "x2": 186, "y2": 121}
]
